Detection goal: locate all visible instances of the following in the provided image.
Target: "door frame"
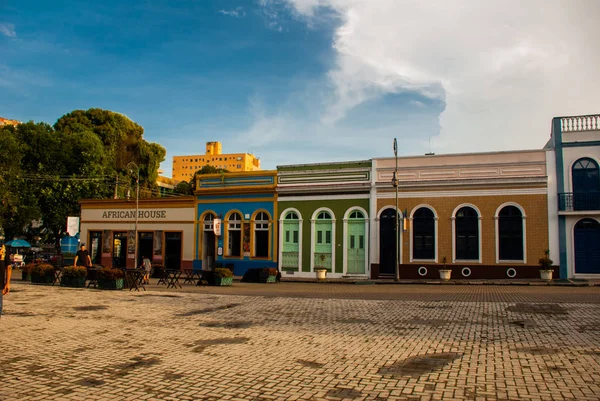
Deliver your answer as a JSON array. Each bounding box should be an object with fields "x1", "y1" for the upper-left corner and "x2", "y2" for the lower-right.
[
  {"x1": 278, "y1": 207, "x2": 303, "y2": 274},
  {"x1": 376, "y1": 206, "x2": 403, "y2": 275}
]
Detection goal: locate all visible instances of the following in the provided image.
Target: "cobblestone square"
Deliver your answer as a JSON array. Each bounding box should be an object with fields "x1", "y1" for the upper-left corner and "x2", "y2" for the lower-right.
[{"x1": 1, "y1": 282, "x2": 600, "y2": 400}]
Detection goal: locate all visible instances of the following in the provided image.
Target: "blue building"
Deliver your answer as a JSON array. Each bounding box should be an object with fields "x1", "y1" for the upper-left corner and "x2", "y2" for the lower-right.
[
  {"x1": 193, "y1": 171, "x2": 278, "y2": 276},
  {"x1": 547, "y1": 114, "x2": 600, "y2": 278}
]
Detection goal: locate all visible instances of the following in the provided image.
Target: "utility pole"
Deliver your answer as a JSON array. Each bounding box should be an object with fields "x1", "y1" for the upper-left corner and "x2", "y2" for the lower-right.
[{"x1": 392, "y1": 138, "x2": 400, "y2": 282}]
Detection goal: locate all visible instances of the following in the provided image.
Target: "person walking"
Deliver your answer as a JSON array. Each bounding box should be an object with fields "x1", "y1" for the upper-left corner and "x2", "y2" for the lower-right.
[
  {"x1": 1, "y1": 244, "x2": 12, "y2": 317},
  {"x1": 74, "y1": 244, "x2": 92, "y2": 267},
  {"x1": 141, "y1": 256, "x2": 152, "y2": 284}
]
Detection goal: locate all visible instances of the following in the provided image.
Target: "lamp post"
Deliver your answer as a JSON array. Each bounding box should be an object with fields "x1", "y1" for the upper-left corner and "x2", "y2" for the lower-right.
[
  {"x1": 127, "y1": 162, "x2": 140, "y2": 267},
  {"x1": 392, "y1": 138, "x2": 400, "y2": 281}
]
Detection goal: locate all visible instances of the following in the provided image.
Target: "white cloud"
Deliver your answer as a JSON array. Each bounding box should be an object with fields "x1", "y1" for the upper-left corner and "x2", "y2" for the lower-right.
[
  {"x1": 218, "y1": 7, "x2": 246, "y2": 18},
  {"x1": 270, "y1": 0, "x2": 600, "y2": 154},
  {"x1": 0, "y1": 23, "x2": 16, "y2": 38}
]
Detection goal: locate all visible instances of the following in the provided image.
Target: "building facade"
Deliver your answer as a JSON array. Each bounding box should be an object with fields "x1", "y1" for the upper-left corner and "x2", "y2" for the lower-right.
[
  {"x1": 371, "y1": 150, "x2": 551, "y2": 279},
  {"x1": 79, "y1": 197, "x2": 195, "y2": 269},
  {"x1": 277, "y1": 161, "x2": 372, "y2": 279},
  {"x1": 172, "y1": 141, "x2": 261, "y2": 182},
  {"x1": 548, "y1": 114, "x2": 600, "y2": 278},
  {"x1": 193, "y1": 171, "x2": 278, "y2": 276}
]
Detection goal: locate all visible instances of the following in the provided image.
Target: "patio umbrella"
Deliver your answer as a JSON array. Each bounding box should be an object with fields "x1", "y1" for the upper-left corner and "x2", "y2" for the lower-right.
[{"x1": 5, "y1": 239, "x2": 32, "y2": 248}]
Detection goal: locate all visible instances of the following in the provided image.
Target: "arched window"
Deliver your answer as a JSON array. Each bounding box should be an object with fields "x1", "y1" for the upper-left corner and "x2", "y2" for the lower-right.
[
  {"x1": 253, "y1": 211, "x2": 269, "y2": 258},
  {"x1": 349, "y1": 210, "x2": 364, "y2": 219},
  {"x1": 573, "y1": 158, "x2": 600, "y2": 210},
  {"x1": 226, "y1": 212, "x2": 242, "y2": 257},
  {"x1": 573, "y1": 158, "x2": 600, "y2": 193},
  {"x1": 498, "y1": 206, "x2": 523, "y2": 260},
  {"x1": 455, "y1": 207, "x2": 479, "y2": 260},
  {"x1": 203, "y1": 213, "x2": 214, "y2": 231},
  {"x1": 413, "y1": 208, "x2": 435, "y2": 260}
]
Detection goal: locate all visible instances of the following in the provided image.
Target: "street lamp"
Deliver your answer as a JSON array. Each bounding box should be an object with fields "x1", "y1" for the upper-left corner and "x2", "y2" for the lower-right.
[
  {"x1": 392, "y1": 138, "x2": 400, "y2": 281},
  {"x1": 127, "y1": 162, "x2": 140, "y2": 268}
]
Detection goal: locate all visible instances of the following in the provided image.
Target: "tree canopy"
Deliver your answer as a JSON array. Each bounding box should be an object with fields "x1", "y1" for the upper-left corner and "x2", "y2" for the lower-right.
[{"x1": 0, "y1": 108, "x2": 166, "y2": 248}]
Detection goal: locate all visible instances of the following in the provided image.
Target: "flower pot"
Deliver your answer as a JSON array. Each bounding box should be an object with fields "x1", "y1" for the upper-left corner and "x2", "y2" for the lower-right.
[
  {"x1": 213, "y1": 276, "x2": 233, "y2": 286},
  {"x1": 60, "y1": 276, "x2": 86, "y2": 288},
  {"x1": 31, "y1": 273, "x2": 54, "y2": 285},
  {"x1": 316, "y1": 269, "x2": 327, "y2": 281},
  {"x1": 98, "y1": 278, "x2": 124, "y2": 290},
  {"x1": 439, "y1": 269, "x2": 452, "y2": 281},
  {"x1": 540, "y1": 270, "x2": 553, "y2": 281}
]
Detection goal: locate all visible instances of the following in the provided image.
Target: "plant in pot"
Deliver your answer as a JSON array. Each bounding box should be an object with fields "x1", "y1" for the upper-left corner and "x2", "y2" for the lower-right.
[
  {"x1": 213, "y1": 267, "x2": 233, "y2": 286},
  {"x1": 21, "y1": 263, "x2": 35, "y2": 281},
  {"x1": 315, "y1": 253, "x2": 328, "y2": 280},
  {"x1": 539, "y1": 250, "x2": 554, "y2": 281},
  {"x1": 60, "y1": 266, "x2": 87, "y2": 288},
  {"x1": 31, "y1": 263, "x2": 55, "y2": 284},
  {"x1": 97, "y1": 267, "x2": 125, "y2": 290},
  {"x1": 259, "y1": 267, "x2": 278, "y2": 283},
  {"x1": 438, "y1": 257, "x2": 452, "y2": 281}
]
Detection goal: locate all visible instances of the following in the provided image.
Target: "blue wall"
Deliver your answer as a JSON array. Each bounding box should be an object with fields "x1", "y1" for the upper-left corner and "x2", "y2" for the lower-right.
[{"x1": 195, "y1": 194, "x2": 277, "y2": 276}]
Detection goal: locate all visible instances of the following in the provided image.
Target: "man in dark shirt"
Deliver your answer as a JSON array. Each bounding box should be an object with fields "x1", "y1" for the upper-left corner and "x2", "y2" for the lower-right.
[
  {"x1": 1, "y1": 244, "x2": 12, "y2": 317},
  {"x1": 74, "y1": 244, "x2": 92, "y2": 267}
]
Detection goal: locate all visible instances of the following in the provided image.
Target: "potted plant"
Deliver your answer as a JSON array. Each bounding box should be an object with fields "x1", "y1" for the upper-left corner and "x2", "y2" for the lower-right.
[
  {"x1": 97, "y1": 267, "x2": 125, "y2": 290},
  {"x1": 31, "y1": 263, "x2": 55, "y2": 284},
  {"x1": 315, "y1": 253, "x2": 328, "y2": 280},
  {"x1": 539, "y1": 250, "x2": 554, "y2": 280},
  {"x1": 60, "y1": 266, "x2": 87, "y2": 288},
  {"x1": 213, "y1": 267, "x2": 233, "y2": 286},
  {"x1": 259, "y1": 267, "x2": 278, "y2": 283},
  {"x1": 21, "y1": 263, "x2": 35, "y2": 281},
  {"x1": 439, "y1": 257, "x2": 452, "y2": 281}
]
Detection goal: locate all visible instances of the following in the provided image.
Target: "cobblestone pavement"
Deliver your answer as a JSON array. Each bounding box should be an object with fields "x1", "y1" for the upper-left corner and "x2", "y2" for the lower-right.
[{"x1": 1, "y1": 282, "x2": 600, "y2": 401}]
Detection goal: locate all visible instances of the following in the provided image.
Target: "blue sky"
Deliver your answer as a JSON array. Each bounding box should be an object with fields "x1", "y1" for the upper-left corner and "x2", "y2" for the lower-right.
[{"x1": 2, "y1": 0, "x2": 598, "y2": 177}]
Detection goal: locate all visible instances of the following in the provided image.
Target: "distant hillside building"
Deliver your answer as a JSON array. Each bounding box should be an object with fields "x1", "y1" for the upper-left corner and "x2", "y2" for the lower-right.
[
  {"x1": 0, "y1": 117, "x2": 21, "y2": 127},
  {"x1": 172, "y1": 141, "x2": 260, "y2": 182}
]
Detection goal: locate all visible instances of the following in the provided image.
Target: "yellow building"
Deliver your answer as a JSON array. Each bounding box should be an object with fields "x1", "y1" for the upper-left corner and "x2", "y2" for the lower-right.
[
  {"x1": 0, "y1": 117, "x2": 21, "y2": 127},
  {"x1": 172, "y1": 141, "x2": 260, "y2": 182}
]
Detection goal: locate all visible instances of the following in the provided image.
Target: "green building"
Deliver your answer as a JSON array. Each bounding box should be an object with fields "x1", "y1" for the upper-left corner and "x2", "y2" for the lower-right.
[{"x1": 277, "y1": 161, "x2": 372, "y2": 278}]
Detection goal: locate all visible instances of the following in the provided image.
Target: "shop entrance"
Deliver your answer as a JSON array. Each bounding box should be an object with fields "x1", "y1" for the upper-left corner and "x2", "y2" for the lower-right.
[
  {"x1": 165, "y1": 232, "x2": 182, "y2": 270},
  {"x1": 138, "y1": 232, "x2": 154, "y2": 266},
  {"x1": 89, "y1": 231, "x2": 103, "y2": 265},
  {"x1": 113, "y1": 232, "x2": 128, "y2": 268}
]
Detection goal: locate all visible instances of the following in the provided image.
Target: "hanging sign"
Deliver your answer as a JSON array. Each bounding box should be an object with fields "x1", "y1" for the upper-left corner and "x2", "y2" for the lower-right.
[{"x1": 213, "y1": 218, "x2": 222, "y2": 236}]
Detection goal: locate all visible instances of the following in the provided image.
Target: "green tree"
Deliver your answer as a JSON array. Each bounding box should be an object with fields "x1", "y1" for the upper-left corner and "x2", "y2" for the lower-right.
[{"x1": 188, "y1": 165, "x2": 229, "y2": 193}]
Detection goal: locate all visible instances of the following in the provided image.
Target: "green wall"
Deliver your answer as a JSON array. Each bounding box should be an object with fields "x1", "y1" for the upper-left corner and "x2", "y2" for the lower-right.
[{"x1": 279, "y1": 198, "x2": 369, "y2": 273}]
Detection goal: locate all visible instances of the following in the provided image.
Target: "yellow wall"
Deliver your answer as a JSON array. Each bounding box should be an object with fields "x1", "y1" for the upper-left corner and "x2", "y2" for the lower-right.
[{"x1": 172, "y1": 142, "x2": 260, "y2": 181}]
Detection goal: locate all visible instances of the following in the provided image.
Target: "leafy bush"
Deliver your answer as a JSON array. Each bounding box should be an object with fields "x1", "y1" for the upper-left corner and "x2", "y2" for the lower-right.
[
  {"x1": 214, "y1": 267, "x2": 233, "y2": 278},
  {"x1": 62, "y1": 265, "x2": 87, "y2": 279},
  {"x1": 32, "y1": 263, "x2": 55, "y2": 276},
  {"x1": 22, "y1": 263, "x2": 36, "y2": 274},
  {"x1": 98, "y1": 268, "x2": 125, "y2": 280},
  {"x1": 261, "y1": 267, "x2": 278, "y2": 276}
]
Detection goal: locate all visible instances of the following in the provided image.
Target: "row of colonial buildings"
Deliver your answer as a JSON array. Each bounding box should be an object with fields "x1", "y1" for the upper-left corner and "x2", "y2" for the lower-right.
[{"x1": 78, "y1": 114, "x2": 600, "y2": 280}]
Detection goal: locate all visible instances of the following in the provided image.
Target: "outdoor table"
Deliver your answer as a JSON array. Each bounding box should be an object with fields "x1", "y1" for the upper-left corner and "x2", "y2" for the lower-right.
[
  {"x1": 124, "y1": 269, "x2": 146, "y2": 292},
  {"x1": 86, "y1": 267, "x2": 101, "y2": 288},
  {"x1": 157, "y1": 269, "x2": 168, "y2": 286},
  {"x1": 165, "y1": 269, "x2": 182, "y2": 289},
  {"x1": 52, "y1": 267, "x2": 63, "y2": 286},
  {"x1": 182, "y1": 269, "x2": 202, "y2": 285}
]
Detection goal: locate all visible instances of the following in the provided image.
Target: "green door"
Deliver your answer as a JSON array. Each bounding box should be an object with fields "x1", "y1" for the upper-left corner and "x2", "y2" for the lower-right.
[
  {"x1": 282, "y1": 212, "x2": 300, "y2": 271},
  {"x1": 347, "y1": 211, "x2": 366, "y2": 274},
  {"x1": 314, "y1": 211, "x2": 333, "y2": 271}
]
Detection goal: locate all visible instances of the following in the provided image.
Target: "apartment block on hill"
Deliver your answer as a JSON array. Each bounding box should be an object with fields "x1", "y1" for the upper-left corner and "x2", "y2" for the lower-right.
[{"x1": 172, "y1": 141, "x2": 260, "y2": 182}]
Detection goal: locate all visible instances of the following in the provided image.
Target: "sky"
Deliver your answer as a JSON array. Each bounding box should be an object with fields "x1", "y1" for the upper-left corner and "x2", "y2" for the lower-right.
[{"x1": 1, "y1": 0, "x2": 599, "y2": 177}]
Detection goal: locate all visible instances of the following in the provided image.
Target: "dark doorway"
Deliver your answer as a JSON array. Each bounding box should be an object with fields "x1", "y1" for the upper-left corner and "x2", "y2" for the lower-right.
[
  {"x1": 379, "y1": 208, "x2": 397, "y2": 276},
  {"x1": 203, "y1": 231, "x2": 216, "y2": 270},
  {"x1": 138, "y1": 232, "x2": 154, "y2": 267},
  {"x1": 89, "y1": 231, "x2": 103, "y2": 265},
  {"x1": 574, "y1": 218, "x2": 600, "y2": 274},
  {"x1": 113, "y1": 232, "x2": 128, "y2": 268},
  {"x1": 165, "y1": 232, "x2": 182, "y2": 270},
  {"x1": 572, "y1": 158, "x2": 600, "y2": 210}
]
